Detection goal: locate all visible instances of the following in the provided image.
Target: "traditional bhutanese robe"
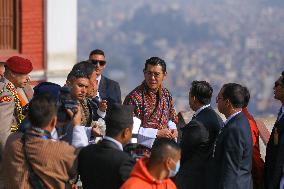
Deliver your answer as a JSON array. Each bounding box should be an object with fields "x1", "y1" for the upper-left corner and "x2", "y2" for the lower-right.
[
  {"x1": 124, "y1": 82, "x2": 178, "y2": 148},
  {"x1": 124, "y1": 82, "x2": 178, "y2": 129}
]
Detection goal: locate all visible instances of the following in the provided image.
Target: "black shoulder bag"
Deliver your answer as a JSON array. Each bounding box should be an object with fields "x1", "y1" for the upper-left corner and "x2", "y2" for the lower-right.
[{"x1": 21, "y1": 134, "x2": 47, "y2": 189}]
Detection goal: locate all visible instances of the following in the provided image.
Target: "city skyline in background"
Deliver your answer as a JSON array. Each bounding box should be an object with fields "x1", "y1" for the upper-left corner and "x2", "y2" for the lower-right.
[{"x1": 78, "y1": 0, "x2": 284, "y2": 116}]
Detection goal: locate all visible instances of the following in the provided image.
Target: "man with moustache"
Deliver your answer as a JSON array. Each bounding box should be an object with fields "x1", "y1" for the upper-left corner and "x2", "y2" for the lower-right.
[
  {"x1": 0, "y1": 56, "x2": 33, "y2": 147},
  {"x1": 0, "y1": 56, "x2": 33, "y2": 187}
]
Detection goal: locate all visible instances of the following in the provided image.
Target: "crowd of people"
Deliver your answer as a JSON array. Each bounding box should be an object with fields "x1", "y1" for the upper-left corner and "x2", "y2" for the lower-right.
[{"x1": 0, "y1": 50, "x2": 283, "y2": 189}]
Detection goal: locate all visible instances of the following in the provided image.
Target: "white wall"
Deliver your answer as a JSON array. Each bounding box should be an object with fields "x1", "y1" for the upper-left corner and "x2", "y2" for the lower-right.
[{"x1": 46, "y1": 0, "x2": 77, "y2": 85}]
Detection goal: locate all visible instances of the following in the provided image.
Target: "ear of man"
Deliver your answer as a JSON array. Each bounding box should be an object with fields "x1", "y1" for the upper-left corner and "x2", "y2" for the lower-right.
[{"x1": 49, "y1": 116, "x2": 57, "y2": 129}]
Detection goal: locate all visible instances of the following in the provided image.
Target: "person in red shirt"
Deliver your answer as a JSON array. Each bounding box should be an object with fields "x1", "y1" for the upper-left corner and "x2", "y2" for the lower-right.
[{"x1": 242, "y1": 86, "x2": 264, "y2": 189}]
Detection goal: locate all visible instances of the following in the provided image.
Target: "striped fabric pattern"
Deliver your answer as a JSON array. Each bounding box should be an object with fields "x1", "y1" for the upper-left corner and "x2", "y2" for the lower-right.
[{"x1": 124, "y1": 82, "x2": 178, "y2": 130}]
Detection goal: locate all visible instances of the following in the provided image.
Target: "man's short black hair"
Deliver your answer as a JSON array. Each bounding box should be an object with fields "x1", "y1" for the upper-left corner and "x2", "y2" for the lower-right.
[
  {"x1": 89, "y1": 49, "x2": 105, "y2": 58},
  {"x1": 222, "y1": 83, "x2": 245, "y2": 108},
  {"x1": 150, "y1": 138, "x2": 180, "y2": 163},
  {"x1": 105, "y1": 121, "x2": 132, "y2": 138},
  {"x1": 28, "y1": 93, "x2": 58, "y2": 128},
  {"x1": 242, "y1": 86, "x2": 250, "y2": 108},
  {"x1": 71, "y1": 61, "x2": 96, "y2": 78},
  {"x1": 144, "y1": 57, "x2": 167, "y2": 73},
  {"x1": 105, "y1": 104, "x2": 134, "y2": 137},
  {"x1": 190, "y1": 80, "x2": 213, "y2": 105},
  {"x1": 67, "y1": 67, "x2": 89, "y2": 82}
]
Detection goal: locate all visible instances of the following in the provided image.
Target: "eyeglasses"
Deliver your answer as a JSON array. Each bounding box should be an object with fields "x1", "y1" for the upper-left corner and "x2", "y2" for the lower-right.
[
  {"x1": 215, "y1": 96, "x2": 223, "y2": 102},
  {"x1": 91, "y1": 60, "x2": 106, "y2": 66},
  {"x1": 144, "y1": 71, "x2": 162, "y2": 78}
]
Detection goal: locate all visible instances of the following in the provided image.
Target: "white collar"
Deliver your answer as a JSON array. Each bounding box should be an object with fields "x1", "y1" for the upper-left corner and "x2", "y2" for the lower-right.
[
  {"x1": 224, "y1": 111, "x2": 242, "y2": 125},
  {"x1": 195, "y1": 104, "x2": 210, "y2": 117},
  {"x1": 278, "y1": 106, "x2": 284, "y2": 121},
  {"x1": 103, "y1": 136, "x2": 123, "y2": 151},
  {"x1": 96, "y1": 74, "x2": 102, "y2": 83},
  {"x1": 51, "y1": 128, "x2": 59, "y2": 141},
  {"x1": 96, "y1": 75, "x2": 102, "y2": 99}
]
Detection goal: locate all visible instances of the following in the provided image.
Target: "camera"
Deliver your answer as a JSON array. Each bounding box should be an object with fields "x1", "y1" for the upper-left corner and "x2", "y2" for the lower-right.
[
  {"x1": 57, "y1": 86, "x2": 78, "y2": 122},
  {"x1": 19, "y1": 84, "x2": 78, "y2": 132}
]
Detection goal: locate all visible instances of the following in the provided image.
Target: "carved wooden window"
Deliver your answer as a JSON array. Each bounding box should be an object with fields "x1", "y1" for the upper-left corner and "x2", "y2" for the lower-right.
[{"x1": 0, "y1": 0, "x2": 20, "y2": 53}]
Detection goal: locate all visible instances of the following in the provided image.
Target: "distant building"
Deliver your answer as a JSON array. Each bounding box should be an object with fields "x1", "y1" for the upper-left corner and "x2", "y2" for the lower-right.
[
  {"x1": 246, "y1": 35, "x2": 262, "y2": 50},
  {"x1": 0, "y1": 0, "x2": 77, "y2": 85}
]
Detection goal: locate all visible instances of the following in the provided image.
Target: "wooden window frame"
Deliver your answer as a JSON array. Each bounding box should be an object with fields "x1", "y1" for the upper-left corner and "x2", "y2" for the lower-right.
[{"x1": 0, "y1": 0, "x2": 21, "y2": 54}]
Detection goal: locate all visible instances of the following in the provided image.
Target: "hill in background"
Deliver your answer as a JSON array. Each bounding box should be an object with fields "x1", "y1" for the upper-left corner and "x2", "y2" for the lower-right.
[{"x1": 78, "y1": 0, "x2": 284, "y2": 116}]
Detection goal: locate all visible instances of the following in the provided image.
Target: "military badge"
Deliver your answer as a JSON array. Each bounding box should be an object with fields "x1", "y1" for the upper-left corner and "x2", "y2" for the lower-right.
[{"x1": 0, "y1": 95, "x2": 12, "y2": 103}]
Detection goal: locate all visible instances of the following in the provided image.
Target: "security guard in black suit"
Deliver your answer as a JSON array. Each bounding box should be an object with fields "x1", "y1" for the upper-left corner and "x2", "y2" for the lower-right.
[
  {"x1": 209, "y1": 83, "x2": 253, "y2": 189},
  {"x1": 78, "y1": 104, "x2": 135, "y2": 189}
]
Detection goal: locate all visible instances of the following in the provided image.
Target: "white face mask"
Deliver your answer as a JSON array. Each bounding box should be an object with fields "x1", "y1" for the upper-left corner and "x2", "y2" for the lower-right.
[{"x1": 168, "y1": 160, "x2": 180, "y2": 178}]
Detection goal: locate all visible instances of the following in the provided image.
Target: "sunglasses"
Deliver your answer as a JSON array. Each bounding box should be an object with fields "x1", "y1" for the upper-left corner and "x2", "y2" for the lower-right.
[{"x1": 91, "y1": 60, "x2": 106, "y2": 66}]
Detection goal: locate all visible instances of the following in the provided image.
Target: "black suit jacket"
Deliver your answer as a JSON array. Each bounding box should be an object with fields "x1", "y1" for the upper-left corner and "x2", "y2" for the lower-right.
[
  {"x1": 78, "y1": 139, "x2": 135, "y2": 189},
  {"x1": 99, "y1": 75, "x2": 122, "y2": 108},
  {"x1": 264, "y1": 113, "x2": 284, "y2": 189},
  {"x1": 209, "y1": 112, "x2": 253, "y2": 189},
  {"x1": 176, "y1": 107, "x2": 223, "y2": 189}
]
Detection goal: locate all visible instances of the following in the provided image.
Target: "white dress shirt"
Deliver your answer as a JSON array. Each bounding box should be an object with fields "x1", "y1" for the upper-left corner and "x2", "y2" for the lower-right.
[
  {"x1": 72, "y1": 125, "x2": 92, "y2": 148},
  {"x1": 137, "y1": 118, "x2": 177, "y2": 149},
  {"x1": 194, "y1": 104, "x2": 210, "y2": 117},
  {"x1": 103, "y1": 136, "x2": 123, "y2": 151},
  {"x1": 224, "y1": 111, "x2": 242, "y2": 125},
  {"x1": 96, "y1": 74, "x2": 102, "y2": 100}
]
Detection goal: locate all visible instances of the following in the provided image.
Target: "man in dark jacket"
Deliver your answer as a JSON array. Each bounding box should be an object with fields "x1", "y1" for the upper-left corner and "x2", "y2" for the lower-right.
[
  {"x1": 264, "y1": 71, "x2": 284, "y2": 189},
  {"x1": 78, "y1": 104, "x2": 135, "y2": 189},
  {"x1": 176, "y1": 80, "x2": 223, "y2": 189},
  {"x1": 210, "y1": 83, "x2": 253, "y2": 189},
  {"x1": 89, "y1": 49, "x2": 122, "y2": 107}
]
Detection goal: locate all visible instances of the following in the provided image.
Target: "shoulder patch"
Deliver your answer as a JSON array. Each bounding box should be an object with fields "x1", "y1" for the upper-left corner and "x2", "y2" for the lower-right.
[{"x1": 0, "y1": 95, "x2": 13, "y2": 103}]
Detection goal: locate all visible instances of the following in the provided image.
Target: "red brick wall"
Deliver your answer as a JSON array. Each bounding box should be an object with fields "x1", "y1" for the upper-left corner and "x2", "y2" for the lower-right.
[
  {"x1": 21, "y1": 0, "x2": 44, "y2": 71},
  {"x1": 0, "y1": 0, "x2": 44, "y2": 72}
]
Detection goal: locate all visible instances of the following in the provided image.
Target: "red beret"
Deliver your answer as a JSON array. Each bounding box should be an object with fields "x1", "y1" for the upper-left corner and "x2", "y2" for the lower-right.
[{"x1": 6, "y1": 56, "x2": 33, "y2": 74}]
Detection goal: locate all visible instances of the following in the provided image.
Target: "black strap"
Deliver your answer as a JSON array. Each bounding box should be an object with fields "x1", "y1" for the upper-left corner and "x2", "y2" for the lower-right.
[{"x1": 21, "y1": 134, "x2": 47, "y2": 189}]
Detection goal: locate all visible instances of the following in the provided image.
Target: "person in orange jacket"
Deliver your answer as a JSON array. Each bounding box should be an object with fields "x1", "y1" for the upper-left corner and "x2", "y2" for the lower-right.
[
  {"x1": 120, "y1": 138, "x2": 180, "y2": 189},
  {"x1": 242, "y1": 86, "x2": 264, "y2": 189}
]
